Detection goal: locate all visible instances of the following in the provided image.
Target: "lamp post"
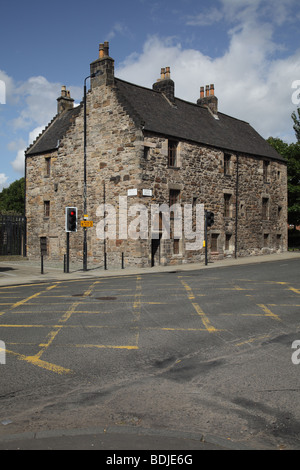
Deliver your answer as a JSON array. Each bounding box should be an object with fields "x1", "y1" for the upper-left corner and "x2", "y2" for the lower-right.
[{"x1": 83, "y1": 71, "x2": 102, "y2": 271}]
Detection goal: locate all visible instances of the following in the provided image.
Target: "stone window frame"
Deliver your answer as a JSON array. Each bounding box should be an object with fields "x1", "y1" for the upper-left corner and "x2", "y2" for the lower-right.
[
  {"x1": 223, "y1": 192, "x2": 233, "y2": 218},
  {"x1": 168, "y1": 140, "x2": 178, "y2": 167},
  {"x1": 262, "y1": 196, "x2": 269, "y2": 220},
  {"x1": 263, "y1": 160, "x2": 270, "y2": 183},
  {"x1": 223, "y1": 153, "x2": 232, "y2": 176},
  {"x1": 45, "y1": 157, "x2": 51, "y2": 177},
  {"x1": 210, "y1": 232, "x2": 219, "y2": 253},
  {"x1": 263, "y1": 232, "x2": 269, "y2": 248},
  {"x1": 44, "y1": 200, "x2": 50, "y2": 218},
  {"x1": 276, "y1": 233, "x2": 282, "y2": 250},
  {"x1": 225, "y1": 233, "x2": 233, "y2": 252}
]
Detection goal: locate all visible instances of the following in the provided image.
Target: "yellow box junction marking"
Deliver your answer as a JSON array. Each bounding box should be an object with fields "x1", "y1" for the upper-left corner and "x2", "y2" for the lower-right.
[{"x1": 180, "y1": 280, "x2": 217, "y2": 333}]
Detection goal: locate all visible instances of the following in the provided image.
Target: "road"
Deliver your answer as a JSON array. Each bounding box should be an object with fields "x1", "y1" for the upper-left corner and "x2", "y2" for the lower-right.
[{"x1": 0, "y1": 258, "x2": 299, "y2": 449}]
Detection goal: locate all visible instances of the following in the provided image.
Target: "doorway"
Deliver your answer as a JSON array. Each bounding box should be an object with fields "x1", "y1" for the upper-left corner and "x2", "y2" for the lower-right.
[{"x1": 151, "y1": 236, "x2": 161, "y2": 267}]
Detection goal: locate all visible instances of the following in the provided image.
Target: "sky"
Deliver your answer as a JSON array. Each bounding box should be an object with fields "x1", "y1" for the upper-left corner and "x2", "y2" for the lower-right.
[{"x1": 0, "y1": 0, "x2": 300, "y2": 190}]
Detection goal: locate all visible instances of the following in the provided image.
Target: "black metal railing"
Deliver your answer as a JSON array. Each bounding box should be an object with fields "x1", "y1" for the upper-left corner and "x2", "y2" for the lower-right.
[{"x1": 0, "y1": 215, "x2": 26, "y2": 256}]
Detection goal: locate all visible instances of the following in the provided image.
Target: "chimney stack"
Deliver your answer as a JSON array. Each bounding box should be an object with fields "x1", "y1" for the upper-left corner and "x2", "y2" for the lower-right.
[
  {"x1": 90, "y1": 41, "x2": 115, "y2": 88},
  {"x1": 153, "y1": 66, "x2": 175, "y2": 104},
  {"x1": 57, "y1": 86, "x2": 74, "y2": 114},
  {"x1": 197, "y1": 83, "x2": 218, "y2": 115}
]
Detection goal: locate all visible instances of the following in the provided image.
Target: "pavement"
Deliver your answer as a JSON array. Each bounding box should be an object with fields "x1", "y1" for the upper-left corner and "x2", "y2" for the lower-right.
[
  {"x1": 1, "y1": 250, "x2": 300, "y2": 287},
  {"x1": 0, "y1": 250, "x2": 299, "y2": 450}
]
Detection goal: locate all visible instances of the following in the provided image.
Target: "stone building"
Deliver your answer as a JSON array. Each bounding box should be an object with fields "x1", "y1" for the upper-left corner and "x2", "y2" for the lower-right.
[{"x1": 25, "y1": 42, "x2": 287, "y2": 268}]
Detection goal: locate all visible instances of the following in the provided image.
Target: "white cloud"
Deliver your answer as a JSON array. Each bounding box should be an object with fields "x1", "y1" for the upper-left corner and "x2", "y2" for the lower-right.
[
  {"x1": 12, "y1": 76, "x2": 59, "y2": 130},
  {"x1": 7, "y1": 78, "x2": 82, "y2": 177},
  {"x1": 10, "y1": 125, "x2": 48, "y2": 176},
  {"x1": 107, "y1": 22, "x2": 132, "y2": 40},
  {"x1": 116, "y1": 12, "x2": 300, "y2": 144},
  {"x1": 0, "y1": 70, "x2": 14, "y2": 105},
  {"x1": 11, "y1": 149, "x2": 25, "y2": 174},
  {"x1": 0, "y1": 173, "x2": 8, "y2": 191}
]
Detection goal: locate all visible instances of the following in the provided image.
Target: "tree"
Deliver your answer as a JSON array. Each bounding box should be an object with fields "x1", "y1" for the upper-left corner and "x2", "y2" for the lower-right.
[
  {"x1": 0, "y1": 177, "x2": 25, "y2": 215},
  {"x1": 267, "y1": 137, "x2": 300, "y2": 227},
  {"x1": 292, "y1": 108, "x2": 300, "y2": 142}
]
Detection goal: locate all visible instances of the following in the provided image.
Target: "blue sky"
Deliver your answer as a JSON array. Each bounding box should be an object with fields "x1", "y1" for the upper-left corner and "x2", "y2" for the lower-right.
[{"x1": 0, "y1": 0, "x2": 300, "y2": 189}]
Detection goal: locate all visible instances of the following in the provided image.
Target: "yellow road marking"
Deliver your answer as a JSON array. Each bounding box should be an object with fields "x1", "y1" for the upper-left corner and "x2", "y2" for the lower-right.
[
  {"x1": 1, "y1": 282, "x2": 99, "y2": 374},
  {"x1": 257, "y1": 304, "x2": 281, "y2": 321},
  {"x1": 10, "y1": 284, "x2": 58, "y2": 310},
  {"x1": 288, "y1": 286, "x2": 300, "y2": 295},
  {"x1": 180, "y1": 280, "x2": 195, "y2": 300},
  {"x1": 181, "y1": 280, "x2": 217, "y2": 332},
  {"x1": 235, "y1": 334, "x2": 271, "y2": 347},
  {"x1": 4, "y1": 347, "x2": 71, "y2": 375}
]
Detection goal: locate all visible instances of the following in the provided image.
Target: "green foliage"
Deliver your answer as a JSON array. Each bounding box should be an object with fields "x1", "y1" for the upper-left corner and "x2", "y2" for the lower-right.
[
  {"x1": 0, "y1": 177, "x2": 25, "y2": 215},
  {"x1": 292, "y1": 108, "x2": 300, "y2": 143},
  {"x1": 267, "y1": 137, "x2": 300, "y2": 226}
]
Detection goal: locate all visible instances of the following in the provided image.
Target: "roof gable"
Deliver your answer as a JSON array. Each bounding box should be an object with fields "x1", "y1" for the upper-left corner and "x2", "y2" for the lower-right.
[
  {"x1": 25, "y1": 77, "x2": 283, "y2": 162},
  {"x1": 25, "y1": 105, "x2": 82, "y2": 156}
]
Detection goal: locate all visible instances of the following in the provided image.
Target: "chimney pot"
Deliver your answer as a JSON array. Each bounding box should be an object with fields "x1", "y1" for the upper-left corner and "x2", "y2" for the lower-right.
[
  {"x1": 99, "y1": 43, "x2": 105, "y2": 59},
  {"x1": 104, "y1": 41, "x2": 109, "y2": 56},
  {"x1": 91, "y1": 41, "x2": 114, "y2": 88},
  {"x1": 57, "y1": 86, "x2": 74, "y2": 114},
  {"x1": 153, "y1": 66, "x2": 175, "y2": 104},
  {"x1": 197, "y1": 84, "x2": 218, "y2": 115}
]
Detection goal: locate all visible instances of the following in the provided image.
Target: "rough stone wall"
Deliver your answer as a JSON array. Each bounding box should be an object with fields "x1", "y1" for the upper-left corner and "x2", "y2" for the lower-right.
[
  {"x1": 140, "y1": 133, "x2": 287, "y2": 264},
  {"x1": 26, "y1": 81, "x2": 146, "y2": 267},
  {"x1": 25, "y1": 82, "x2": 287, "y2": 267}
]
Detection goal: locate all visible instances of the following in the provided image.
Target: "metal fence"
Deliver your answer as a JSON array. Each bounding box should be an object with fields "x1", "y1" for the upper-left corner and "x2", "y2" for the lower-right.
[{"x1": 0, "y1": 215, "x2": 26, "y2": 256}]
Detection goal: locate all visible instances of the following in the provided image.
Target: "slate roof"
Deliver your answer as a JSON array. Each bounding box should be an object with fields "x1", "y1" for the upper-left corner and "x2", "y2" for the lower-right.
[
  {"x1": 25, "y1": 105, "x2": 82, "y2": 156},
  {"x1": 115, "y1": 78, "x2": 283, "y2": 161},
  {"x1": 26, "y1": 76, "x2": 283, "y2": 162}
]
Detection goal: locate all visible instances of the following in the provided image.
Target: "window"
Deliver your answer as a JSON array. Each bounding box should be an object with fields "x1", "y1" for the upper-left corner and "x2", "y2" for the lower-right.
[
  {"x1": 168, "y1": 140, "x2": 178, "y2": 167},
  {"x1": 225, "y1": 234, "x2": 231, "y2": 251},
  {"x1": 173, "y1": 239, "x2": 180, "y2": 255},
  {"x1": 278, "y1": 205, "x2": 282, "y2": 218},
  {"x1": 211, "y1": 233, "x2": 219, "y2": 252},
  {"x1": 262, "y1": 198, "x2": 269, "y2": 219},
  {"x1": 263, "y1": 160, "x2": 269, "y2": 183},
  {"x1": 44, "y1": 200, "x2": 50, "y2": 218},
  {"x1": 263, "y1": 233, "x2": 269, "y2": 247},
  {"x1": 143, "y1": 146, "x2": 150, "y2": 160},
  {"x1": 169, "y1": 189, "x2": 180, "y2": 207},
  {"x1": 45, "y1": 157, "x2": 51, "y2": 177},
  {"x1": 224, "y1": 193, "x2": 231, "y2": 217},
  {"x1": 276, "y1": 234, "x2": 282, "y2": 249},
  {"x1": 224, "y1": 154, "x2": 231, "y2": 175}
]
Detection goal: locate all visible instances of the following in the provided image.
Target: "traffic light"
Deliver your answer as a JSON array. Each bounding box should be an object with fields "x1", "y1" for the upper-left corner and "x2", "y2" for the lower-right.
[
  {"x1": 206, "y1": 211, "x2": 215, "y2": 227},
  {"x1": 65, "y1": 207, "x2": 77, "y2": 232}
]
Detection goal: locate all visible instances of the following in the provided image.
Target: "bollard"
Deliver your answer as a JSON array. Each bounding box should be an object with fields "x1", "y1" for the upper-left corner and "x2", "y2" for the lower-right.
[
  {"x1": 41, "y1": 254, "x2": 44, "y2": 274},
  {"x1": 122, "y1": 252, "x2": 125, "y2": 269}
]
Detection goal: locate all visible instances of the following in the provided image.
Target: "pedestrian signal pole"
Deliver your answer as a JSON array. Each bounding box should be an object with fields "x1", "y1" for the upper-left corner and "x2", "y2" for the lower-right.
[{"x1": 65, "y1": 207, "x2": 77, "y2": 273}]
